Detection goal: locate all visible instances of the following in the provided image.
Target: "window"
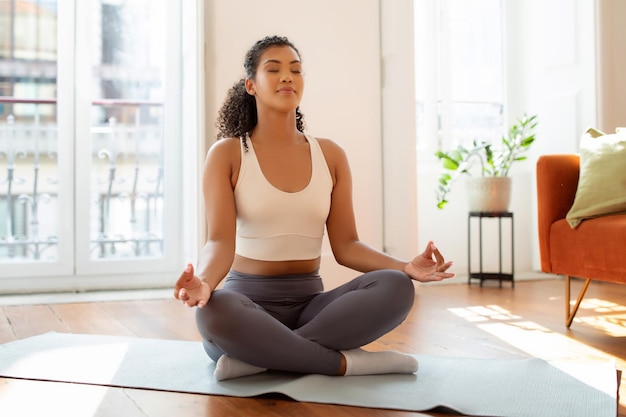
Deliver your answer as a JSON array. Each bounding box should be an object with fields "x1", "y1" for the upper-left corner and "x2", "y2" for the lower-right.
[
  {"x1": 414, "y1": 0, "x2": 504, "y2": 156},
  {"x1": 0, "y1": 0, "x2": 187, "y2": 289},
  {"x1": 86, "y1": 0, "x2": 168, "y2": 260}
]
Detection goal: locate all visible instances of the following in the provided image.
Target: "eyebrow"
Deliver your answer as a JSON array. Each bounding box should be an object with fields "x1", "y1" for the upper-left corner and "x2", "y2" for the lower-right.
[{"x1": 263, "y1": 59, "x2": 301, "y2": 65}]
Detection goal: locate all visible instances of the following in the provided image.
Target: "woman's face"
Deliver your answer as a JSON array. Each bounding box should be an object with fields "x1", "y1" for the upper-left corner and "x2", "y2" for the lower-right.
[{"x1": 246, "y1": 45, "x2": 304, "y2": 113}]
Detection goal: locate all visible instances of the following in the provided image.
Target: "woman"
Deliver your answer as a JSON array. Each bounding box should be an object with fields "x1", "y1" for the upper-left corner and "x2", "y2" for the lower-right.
[{"x1": 175, "y1": 35, "x2": 454, "y2": 381}]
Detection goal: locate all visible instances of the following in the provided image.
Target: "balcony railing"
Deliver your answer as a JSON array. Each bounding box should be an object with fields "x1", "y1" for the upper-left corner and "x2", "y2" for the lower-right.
[{"x1": 0, "y1": 96, "x2": 165, "y2": 262}]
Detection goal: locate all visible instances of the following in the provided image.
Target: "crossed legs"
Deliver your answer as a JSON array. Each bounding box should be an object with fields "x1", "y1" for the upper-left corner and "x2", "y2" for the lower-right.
[{"x1": 195, "y1": 269, "x2": 417, "y2": 379}]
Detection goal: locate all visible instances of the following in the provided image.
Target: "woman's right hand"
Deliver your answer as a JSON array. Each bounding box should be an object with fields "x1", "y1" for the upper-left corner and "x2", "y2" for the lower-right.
[{"x1": 174, "y1": 263, "x2": 212, "y2": 308}]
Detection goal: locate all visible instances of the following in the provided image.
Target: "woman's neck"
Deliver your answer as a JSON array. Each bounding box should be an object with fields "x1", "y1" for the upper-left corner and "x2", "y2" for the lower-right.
[{"x1": 252, "y1": 110, "x2": 301, "y2": 144}]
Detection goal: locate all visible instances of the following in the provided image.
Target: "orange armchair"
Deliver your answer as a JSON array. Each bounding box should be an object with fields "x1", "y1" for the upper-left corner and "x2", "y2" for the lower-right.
[{"x1": 536, "y1": 154, "x2": 626, "y2": 327}]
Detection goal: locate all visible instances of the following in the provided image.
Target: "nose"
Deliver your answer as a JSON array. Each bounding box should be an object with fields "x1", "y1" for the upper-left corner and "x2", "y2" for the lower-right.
[{"x1": 280, "y1": 71, "x2": 293, "y2": 83}]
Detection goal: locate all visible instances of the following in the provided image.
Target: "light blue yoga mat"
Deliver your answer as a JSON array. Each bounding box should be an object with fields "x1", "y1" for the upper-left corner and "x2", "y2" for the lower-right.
[{"x1": 0, "y1": 332, "x2": 618, "y2": 417}]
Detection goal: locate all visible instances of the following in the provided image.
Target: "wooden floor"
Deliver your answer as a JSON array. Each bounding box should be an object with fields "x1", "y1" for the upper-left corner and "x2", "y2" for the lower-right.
[{"x1": 0, "y1": 277, "x2": 624, "y2": 417}]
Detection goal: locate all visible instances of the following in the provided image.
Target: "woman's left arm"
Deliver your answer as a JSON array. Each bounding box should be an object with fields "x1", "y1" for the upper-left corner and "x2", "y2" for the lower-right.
[{"x1": 321, "y1": 139, "x2": 454, "y2": 283}]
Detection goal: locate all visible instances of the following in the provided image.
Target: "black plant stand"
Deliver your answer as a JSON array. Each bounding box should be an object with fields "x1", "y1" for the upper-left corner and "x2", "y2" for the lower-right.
[{"x1": 467, "y1": 211, "x2": 514, "y2": 288}]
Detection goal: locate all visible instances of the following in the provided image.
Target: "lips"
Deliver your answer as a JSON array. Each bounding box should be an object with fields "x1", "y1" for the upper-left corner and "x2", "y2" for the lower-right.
[{"x1": 278, "y1": 87, "x2": 295, "y2": 93}]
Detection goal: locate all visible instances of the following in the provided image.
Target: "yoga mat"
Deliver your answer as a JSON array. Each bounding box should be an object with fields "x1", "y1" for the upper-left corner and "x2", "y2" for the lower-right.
[{"x1": 0, "y1": 332, "x2": 617, "y2": 417}]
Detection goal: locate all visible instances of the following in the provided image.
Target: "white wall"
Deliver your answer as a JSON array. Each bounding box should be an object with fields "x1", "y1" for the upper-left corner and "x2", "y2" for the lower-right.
[
  {"x1": 203, "y1": 0, "x2": 599, "y2": 289},
  {"x1": 596, "y1": 0, "x2": 626, "y2": 132},
  {"x1": 205, "y1": 0, "x2": 383, "y2": 288},
  {"x1": 380, "y1": 1, "x2": 418, "y2": 262}
]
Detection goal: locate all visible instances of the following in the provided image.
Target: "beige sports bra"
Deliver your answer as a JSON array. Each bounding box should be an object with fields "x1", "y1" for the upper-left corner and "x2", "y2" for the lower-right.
[{"x1": 234, "y1": 134, "x2": 333, "y2": 261}]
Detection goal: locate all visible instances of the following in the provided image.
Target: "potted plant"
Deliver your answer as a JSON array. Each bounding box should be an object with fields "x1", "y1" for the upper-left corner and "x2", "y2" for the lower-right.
[{"x1": 435, "y1": 113, "x2": 538, "y2": 212}]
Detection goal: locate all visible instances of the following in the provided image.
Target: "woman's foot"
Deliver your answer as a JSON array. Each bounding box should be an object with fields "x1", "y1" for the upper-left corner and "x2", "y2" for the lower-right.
[
  {"x1": 340, "y1": 349, "x2": 418, "y2": 376},
  {"x1": 214, "y1": 355, "x2": 267, "y2": 381}
]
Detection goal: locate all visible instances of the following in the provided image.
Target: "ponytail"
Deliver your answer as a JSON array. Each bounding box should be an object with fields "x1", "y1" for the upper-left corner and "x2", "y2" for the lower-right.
[{"x1": 215, "y1": 79, "x2": 257, "y2": 149}]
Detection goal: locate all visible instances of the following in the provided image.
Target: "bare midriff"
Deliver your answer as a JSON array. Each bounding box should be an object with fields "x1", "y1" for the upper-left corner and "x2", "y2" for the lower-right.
[{"x1": 231, "y1": 254, "x2": 321, "y2": 276}]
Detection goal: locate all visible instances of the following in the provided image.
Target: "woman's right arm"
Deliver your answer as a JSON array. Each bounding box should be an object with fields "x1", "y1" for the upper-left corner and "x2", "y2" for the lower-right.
[{"x1": 175, "y1": 139, "x2": 239, "y2": 307}]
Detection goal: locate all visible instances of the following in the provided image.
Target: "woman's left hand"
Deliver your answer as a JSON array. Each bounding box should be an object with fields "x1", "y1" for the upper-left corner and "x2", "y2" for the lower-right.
[{"x1": 404, "y1": 241, "x2": 455, "y2": 282}]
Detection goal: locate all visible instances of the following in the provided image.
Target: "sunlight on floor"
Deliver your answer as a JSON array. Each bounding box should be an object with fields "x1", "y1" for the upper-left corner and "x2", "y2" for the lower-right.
[
  {"x1": 448, "y1": 305, "x2": 521, "y2": 322},
  {"x1": 4, "y1": 343, "x2": 129, "y2": 382},
  {"x1": 447, "y1": 302, "x2": 625, "y2": 363},
  {"x1": 0, "y1": 341, "x2": 131, "y2": 416},
  {"x1": 477, "y1": 321, "x2": 614, "y2": 362},
  {"x1": 576, "y1": 298, "x2": 626, "y2": 337},
  {"x1": 576, "y1": 314, "x2": 626, "y2": 337},
  {"x1": 0, "y1": 379, "x2": 109, "y2": 417},
  {"x1": 581, "y1": 298, "x2": 626, "y2": 313},
  {"x1": 446, "y1": 300, "x2": 624, "y2": 410}
]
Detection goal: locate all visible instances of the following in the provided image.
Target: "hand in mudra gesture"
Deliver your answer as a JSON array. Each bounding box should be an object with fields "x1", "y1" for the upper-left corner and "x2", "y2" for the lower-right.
[
  {"x1": 404, "y1": 241, "x2": 454, "y2": 282},
  {"x1": 174, "y1": 264, "x2": 211, "y2": 308}
]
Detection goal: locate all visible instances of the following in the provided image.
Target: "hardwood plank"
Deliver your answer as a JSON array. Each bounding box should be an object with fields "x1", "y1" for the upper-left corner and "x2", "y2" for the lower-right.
[
  {"x1": 127, "y1": 390, "x2": 433, "y2": 417},
  {"x1": 0, "y1": 378, "x2": 145, "y2": 417},
  {"x1": 50, "y1": 303, "x2": 136, "y2": 336},
  {"x1": 95, "y1": 299, "x2": 199, "y2": 341},
  {"x1": 0, "y1": 307, "x2": 16, "y2": 344},
  {"x1": 2, "y1": 304, "x2": 68, "y2": 339},
  {"x1": 92, "y1": 388, "x2": 148, "y2": 417}
]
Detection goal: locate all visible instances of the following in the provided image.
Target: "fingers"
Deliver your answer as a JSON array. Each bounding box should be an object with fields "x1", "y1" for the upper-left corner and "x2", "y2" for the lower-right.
[
  {"x1": 429, "y1": 268, "x2": 456, "y2": 281},
  {"x1": 423, "y1": 241, "x2": 434, "y2": 258},
  {"x1": 178, "y1": 288, "x2": 199, "y2": 308},
  {"x1": 433, "y1": 273, "x2": 455, "y2": 281},
  {"x1": 437, "y1": 260, "x2": 454, "y2": 272},
  {"x1": 174, "y1": 266, "x2": 210, "y2": 309},
  {"x1": 426, "y1": 241, "x2": 445, "y2": 265},
  {"x1": 174, "y1": 263, "x2": 195, "y2": 300},
  {"x1": 432, "y1": 244, "x2": 445, "y2": 265}
]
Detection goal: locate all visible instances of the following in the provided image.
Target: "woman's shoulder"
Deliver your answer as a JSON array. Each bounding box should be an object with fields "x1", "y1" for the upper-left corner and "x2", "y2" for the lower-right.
[
  {"x1": 311, "y1": 136, "x2": 348, "y2": 162},
  {"x1": 206, "y1": 137, "x2": 241, "y2": 159},
  {"x1": 204, "y1": 137, "x2": 242, "y2": 173},
  {"x1": 309, "y1": 135, "x2": 345, "y2": 153},
  {"x1": 210, "y1": 136, "x2": 241, "y2": 152}
]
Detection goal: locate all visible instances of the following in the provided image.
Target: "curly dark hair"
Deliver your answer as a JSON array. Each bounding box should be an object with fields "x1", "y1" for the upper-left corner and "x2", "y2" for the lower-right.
[{"x1": 215, "y1": 36, "x2": 306, "y2": 148}]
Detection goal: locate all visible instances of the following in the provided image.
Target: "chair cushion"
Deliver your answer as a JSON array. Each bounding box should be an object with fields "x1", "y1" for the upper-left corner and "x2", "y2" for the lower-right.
[{"x1": 550, "y1": 214, "x2": 626, "y2": 284}]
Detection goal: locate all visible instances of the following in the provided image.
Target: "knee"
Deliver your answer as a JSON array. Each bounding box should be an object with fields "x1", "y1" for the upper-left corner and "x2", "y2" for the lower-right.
[
  {"x1": 379, "y1": 269, "x2": 416, "y2": 311},
  {"x1": 201, "y1": 338, "x2": 223, "y2": 363},
  {"x1": 195, "y1": 290, "x2": 251, "y2": 341}
]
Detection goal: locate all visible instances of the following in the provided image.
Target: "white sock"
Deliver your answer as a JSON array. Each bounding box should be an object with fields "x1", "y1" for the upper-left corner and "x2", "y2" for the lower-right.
[
  {"x1": 341, "y1": 348, "x2": 418, "y2": 376},
  {"x1": 214, "y1": 355, "x2": 267, "y2": 381}
]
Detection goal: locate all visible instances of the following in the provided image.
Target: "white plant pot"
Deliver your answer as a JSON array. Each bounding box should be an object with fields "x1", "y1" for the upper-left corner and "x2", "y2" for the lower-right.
[{"x1": 466, "y1": 177, "x2": 512, "y2": 213}]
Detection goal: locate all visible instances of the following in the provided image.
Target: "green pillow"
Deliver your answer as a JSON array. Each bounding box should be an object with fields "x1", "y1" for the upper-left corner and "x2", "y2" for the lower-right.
[{"x1": 566, "y1": 127, "x2": 626, "y2": 228}]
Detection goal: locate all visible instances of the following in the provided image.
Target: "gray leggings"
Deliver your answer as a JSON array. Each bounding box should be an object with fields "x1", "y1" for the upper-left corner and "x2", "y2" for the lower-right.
[{"x1": 195, "y1": 268, "x2": 415, "y2": 376}]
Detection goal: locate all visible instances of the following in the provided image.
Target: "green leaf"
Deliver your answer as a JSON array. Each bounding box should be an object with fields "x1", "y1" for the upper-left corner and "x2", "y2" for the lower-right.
[{"x1": 442, "y1": 158, "x2": 459, "y2": 170}]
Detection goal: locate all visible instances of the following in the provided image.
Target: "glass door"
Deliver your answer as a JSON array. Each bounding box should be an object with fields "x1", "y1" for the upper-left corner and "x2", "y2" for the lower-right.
[
  {"x1": 0, "y1": 0, "x2": 184, "y2": 289},
  {"x1": 0, "y1": 0, "x2": 72, "y2": 278},
  {"x1": 75, "y1": 0, "x2": 181, "y2": 278}
]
